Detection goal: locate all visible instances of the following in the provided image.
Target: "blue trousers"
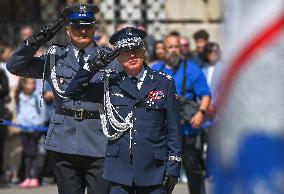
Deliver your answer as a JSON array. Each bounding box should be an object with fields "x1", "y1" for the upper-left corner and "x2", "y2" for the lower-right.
[{"x1": 110, "y1": 183, "x2": 167, "y2": 194}]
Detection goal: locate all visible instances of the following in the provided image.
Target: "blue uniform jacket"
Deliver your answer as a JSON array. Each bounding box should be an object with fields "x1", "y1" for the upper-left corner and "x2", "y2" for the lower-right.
[
  {"x1": 6, "y1": 41, "x2": 120, "y2": 157},
  {"x1": 65, "y1": 65, "x2": 182, "y2": 186},
  {"x1": 152, "y1": 60, "x2": 211, "y2": 136}
]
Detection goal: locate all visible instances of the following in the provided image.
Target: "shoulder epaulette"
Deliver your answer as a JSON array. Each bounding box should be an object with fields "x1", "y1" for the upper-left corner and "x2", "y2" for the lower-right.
[
  {"x1": 46, "y1": 43, "x2": 67, "y2": 55},
  {"x1": 99, "y1": 68, "x2": 118, "y2": 74},
  {"x1": 100, "y1": 46, "x2": 112, "y2": 52},
  {"x1": 51, "y1": 42, "x2": 67, "y2": 48},
  {"x1": 153, "y1": 70, "x2": 173, "y2": 80}
]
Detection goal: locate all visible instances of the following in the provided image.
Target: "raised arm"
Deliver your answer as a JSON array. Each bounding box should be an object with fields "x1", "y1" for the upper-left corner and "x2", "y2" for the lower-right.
[
  {"x1": 6, "y1": 19, "x2": 64, "y2": 79},
  {"x1": 65, "y1": 48, "x2": 121, "y2": 97}
]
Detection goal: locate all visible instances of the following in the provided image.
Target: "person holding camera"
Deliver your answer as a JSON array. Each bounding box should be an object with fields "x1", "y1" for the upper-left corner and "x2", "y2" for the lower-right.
[
  {"x1": 152, "y1": 34, "x2": 211, "y2": 194},
  {"x1": 6, "y1": 3, "x2": 120, "y2": 194}
]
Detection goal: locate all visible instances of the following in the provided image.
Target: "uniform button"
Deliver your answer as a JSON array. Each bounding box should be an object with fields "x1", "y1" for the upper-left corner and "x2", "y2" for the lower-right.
[
  {"x1": 134, "y1": 106, "x2": 136, "y2": 109},
  {"x1": 134, "y1": 142, "x2": 137, "y2": 145},
  {"x1": 134, "y1": 118, "x2": 137, "y2": 121}
]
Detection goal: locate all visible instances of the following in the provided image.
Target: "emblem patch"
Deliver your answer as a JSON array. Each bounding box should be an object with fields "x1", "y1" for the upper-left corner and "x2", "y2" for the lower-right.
[
  {"x1": 59, "y1": 77, "x2": 64, "y2": 84},
  {"x1": 126, "y1": 28, "x2": 133, "y2": 36},
  {"x1": 80, "y1": 5, "x2": 87, "y2": 13}
]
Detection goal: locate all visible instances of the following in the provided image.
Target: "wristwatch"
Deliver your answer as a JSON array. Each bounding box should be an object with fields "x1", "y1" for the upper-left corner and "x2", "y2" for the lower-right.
[{"x1": 198, "y1": 109, "x2": 206, "y2": 115}]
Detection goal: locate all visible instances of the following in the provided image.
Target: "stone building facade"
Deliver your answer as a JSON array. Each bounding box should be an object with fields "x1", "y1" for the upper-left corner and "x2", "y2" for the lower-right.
[{"x1": 0, "y1": 0, "x2": 223, "y2": 49}]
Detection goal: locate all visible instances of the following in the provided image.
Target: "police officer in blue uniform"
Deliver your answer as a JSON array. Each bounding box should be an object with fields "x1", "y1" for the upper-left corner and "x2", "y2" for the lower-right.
[
  {"x1": 6, "y1": 4, "x2": 120, "y2": 194},
  {"x1": 65, "y1": 27, "x2": 182, "y2": 194},
  {"x1": 152, "y1": 34, "x2": 211, "y2": 194}
]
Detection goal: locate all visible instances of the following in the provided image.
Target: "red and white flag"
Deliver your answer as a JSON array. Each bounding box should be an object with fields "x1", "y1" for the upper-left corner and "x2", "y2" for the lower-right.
[{"x1": 210, "y1": 1, "x2": 284, "y2": 194}]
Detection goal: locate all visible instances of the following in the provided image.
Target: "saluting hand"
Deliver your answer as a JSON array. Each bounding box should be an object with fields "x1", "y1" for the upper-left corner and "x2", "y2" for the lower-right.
[
  {"x1": 88, "y1": 48, "x2": 121, "y2": 72},
  {"x1": 25, "y1": 18, "x2": 65, "y2": 47}
]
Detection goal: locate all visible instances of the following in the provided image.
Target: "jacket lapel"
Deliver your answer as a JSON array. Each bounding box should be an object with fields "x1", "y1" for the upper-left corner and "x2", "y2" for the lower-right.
[
  {"x1": 117, "y1": 66, "x2": 157, "y2": 100},
  {"x1": 64, "y1": 44, "x2": 80, "y2": 71},
  {"x1": 117, "y1": 73, "x2": 138, "y2": 99},
  {"x1": 136, "y1": 67, "x2": 157, "y2": 102}
]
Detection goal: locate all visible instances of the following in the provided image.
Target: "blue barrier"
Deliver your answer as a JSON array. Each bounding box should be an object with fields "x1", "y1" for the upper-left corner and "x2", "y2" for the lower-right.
[
  {"x1": 0, "y1": 118, "x2": 214, "y2": 132},
  {"x1": 0, "y1": 119, "x2": 48, "y2": 132}
]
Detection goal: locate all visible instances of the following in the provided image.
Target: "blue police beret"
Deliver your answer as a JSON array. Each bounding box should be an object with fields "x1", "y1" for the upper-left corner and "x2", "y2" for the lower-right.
[
  {"x1": 61, "y1": 4, "x2": 100, "y2": 25},
  {"x1": 109, "y1": 27, "x2": 147, "y2": 50}
]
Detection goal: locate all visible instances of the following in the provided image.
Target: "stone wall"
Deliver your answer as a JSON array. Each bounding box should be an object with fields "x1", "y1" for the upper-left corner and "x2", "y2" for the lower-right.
[
  {"x1": 95, "y1": 0, "x2": 224, "y2": 49},
  {"x1": 164, "y1": 0, "x2": 224, "y2": 48}
]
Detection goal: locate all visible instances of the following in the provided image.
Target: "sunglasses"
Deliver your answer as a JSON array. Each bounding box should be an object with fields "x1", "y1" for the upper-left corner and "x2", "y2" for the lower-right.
[{"x1": 70, "y1": 24, "x2": 95, "y2": 30}]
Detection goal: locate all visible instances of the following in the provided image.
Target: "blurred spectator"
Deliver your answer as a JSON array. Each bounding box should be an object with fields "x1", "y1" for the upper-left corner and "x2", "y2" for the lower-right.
[
  {"x1": 19, "y1": 26, "x2": 34, "y2": 43},
  {"x1": 0, "y1": 59, "x2": 10, "y2": 188},
  {"x1": 94, "y1": 29, "x2": 109, "y2": 47},
  {"x1": 137, "y1": 23, "x2": 156, "y2": 62},
  {"x1": 180, "y1": 36, "x2": 194, "y2": 60},
  {"x1": 0, "y1": 44, "x2": 19, "y2": 91},
  {"x1": 169, "y1": 30, "x2": 180, "y2": 37},
  {"x1": 202, "y1": 42, "x2": 222, "y2": 118},
  {"x1": 15, "y1": 78, "x2": 46, "y2": 188},
  {"x1": 40, "y1": 81, "x2": 56, "y2": 185},
  {"x1": 202, "y1": 42, "x2": 221, "y2": 88},
  {"x1": 192, "y1": 29, "x2": 210, "y2": 68},
  {"x1": 149, "y1": 40, "x2": 165, "y2": 66}
]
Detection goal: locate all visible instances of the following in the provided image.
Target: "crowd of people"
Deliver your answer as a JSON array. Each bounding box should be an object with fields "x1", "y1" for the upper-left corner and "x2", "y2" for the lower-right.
[{"x1": 0, "y1": 3, "x2": 222, "y2": 194}]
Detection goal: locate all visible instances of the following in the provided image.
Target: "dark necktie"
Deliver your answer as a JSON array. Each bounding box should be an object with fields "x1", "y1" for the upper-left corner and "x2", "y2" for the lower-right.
[
  {"x1": 130, "y1": 77, "x2": 138, "y2": 93},
  {"x1": 78, "y1": 49, "x2": 85, "y2": 67}
]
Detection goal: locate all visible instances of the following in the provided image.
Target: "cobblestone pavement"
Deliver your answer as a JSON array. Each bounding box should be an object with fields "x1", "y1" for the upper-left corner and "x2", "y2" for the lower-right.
[{"x1": 0, "y1": 183, "x2": 189, "y2": 194}]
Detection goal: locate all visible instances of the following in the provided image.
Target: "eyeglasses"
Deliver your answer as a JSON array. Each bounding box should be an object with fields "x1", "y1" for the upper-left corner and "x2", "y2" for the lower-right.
[{"x1": 120, "y1": 47, "x2": 143, "y2": 56}]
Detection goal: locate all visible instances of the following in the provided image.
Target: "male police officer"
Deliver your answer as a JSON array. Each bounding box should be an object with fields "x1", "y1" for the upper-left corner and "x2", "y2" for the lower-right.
[
  {"x1": 152, "y1": 34, "x2": 211, "y2": 194},
  {"x1": 6, "y1": 4, "x2": 119, "y2": 194},
  {"x1": 65, "y1": 27, "x2": 182, "y2": 194}
]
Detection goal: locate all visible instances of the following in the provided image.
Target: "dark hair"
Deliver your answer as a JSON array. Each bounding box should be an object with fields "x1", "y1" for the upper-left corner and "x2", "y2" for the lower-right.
[
  {"x1": 151, "y1": 40, "x2": 164, "y2": 61},
  {"x1": 15, "y1": 78, "x2": 35, "y2": 105},
  {"x1": 193, "y1": 29, "x2": 209, "y2": 40},
  {"x1": 169, "y1": 31, "x2": 180, "y2": 37},
  {"x1": 203, "y1": 42, "x2": 220, "y2": 62},
  {"x1": 204, "y1": 42, "x2": 220, "y2": 53}
]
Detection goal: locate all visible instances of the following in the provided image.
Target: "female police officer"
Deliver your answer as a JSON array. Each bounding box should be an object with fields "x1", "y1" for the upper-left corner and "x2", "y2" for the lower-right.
[
  {"x1": 65, "y1": 27, "x2": 182, "y2": 194},
  {"x1": 6, "y1": 4, "x2": 119, "y2": 194}
]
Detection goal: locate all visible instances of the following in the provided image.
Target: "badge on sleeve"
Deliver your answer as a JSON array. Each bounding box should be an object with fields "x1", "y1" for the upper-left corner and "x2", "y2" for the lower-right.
[{"x1": 148, "y1": 90, "x2": 165, "y2": 100}]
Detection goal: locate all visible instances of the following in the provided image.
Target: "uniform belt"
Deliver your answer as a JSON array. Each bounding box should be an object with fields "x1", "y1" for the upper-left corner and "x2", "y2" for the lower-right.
[{"x1": 55, "y1": 107, "x2": 100, "y2": 120}]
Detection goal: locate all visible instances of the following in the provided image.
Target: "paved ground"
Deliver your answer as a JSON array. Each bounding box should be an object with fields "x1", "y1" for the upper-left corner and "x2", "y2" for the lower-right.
[{"x1": 0, "y1": 183, "x2": 189, "y2": 194}]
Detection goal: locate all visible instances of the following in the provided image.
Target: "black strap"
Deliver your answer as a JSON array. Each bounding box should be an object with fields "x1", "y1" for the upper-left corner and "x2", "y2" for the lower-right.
[
  {"x1": 180, "y1": 60, "x2": 196, "y2": 101},
  {"x1": 55, "y1": 107, "x2": 100, "y2": 119},
  {"x1": 181, "y1": 60, "x2": 187, "y2": 97}
]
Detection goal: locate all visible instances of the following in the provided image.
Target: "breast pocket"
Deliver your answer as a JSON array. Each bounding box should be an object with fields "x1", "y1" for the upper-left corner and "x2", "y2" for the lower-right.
[
  {"x1": 105, "y1": 144, "x2": 120, "y2": 157},
  {"x1": 55, "y1": 67, "x2": 74, "y2": 89},
  {"x1": 110, "y1": 95, "x2": 130, "y2": 118},
  {"x1": 143, "y1": 99, "x2": 166, "y2": 122}
]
